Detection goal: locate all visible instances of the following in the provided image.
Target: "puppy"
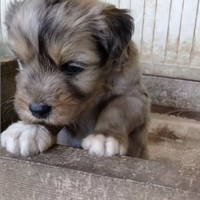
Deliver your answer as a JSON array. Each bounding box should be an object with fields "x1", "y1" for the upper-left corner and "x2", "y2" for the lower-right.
[{"x1": 1, "y1": 0, "x2": 150, "y2": 158}]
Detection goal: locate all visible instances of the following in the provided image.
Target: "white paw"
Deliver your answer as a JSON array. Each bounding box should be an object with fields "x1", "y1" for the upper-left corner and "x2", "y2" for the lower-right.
[
  {"x1": 82, "y1": 134, "x2": 127, "y2": 157},
  {"x1": 1, "y1": 122, "x2": 56, "y2": 157}
]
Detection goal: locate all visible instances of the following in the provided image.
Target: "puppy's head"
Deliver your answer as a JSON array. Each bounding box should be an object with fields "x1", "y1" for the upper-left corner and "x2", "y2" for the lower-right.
[{"x1": 5, "y1": 0, "x2": 134, "y2": 126}]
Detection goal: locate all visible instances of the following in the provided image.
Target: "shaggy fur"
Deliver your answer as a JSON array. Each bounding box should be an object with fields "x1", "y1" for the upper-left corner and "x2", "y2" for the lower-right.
[{"x1": 1, "y1": 0, "x2": 150, "y2": 158}]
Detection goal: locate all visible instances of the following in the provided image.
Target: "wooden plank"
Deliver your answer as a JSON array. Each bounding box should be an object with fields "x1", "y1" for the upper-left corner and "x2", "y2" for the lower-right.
[
  {"x1": 1, "y1": 146, "x2": 200, "y2": 200},
  {"x1": 190, "y1": 0, "x2": 200, "y2": 67},
  {"x1": 119, "y1": 0, "x2": 130, "y2": 9},
  {"x1": 143, "y1": 75, "x2": 200, "y2": 111},
  {"x1": 131, "y1": 0, "x2": 145, "y2": 53},
  {"x1": 149, "y1": 113, "x2": 200, "y2": 168},
  {"x1": 140, "y1": 0, "x2": 157, "y2": 62},
  {"x1": 151, "y1": 104, "x2": 200, "y2": 122},
  {"x1": 152, "y1": 0, "x2": 171, "y2": 63},
  {"x1": 177, "y1": 0, "x2": 199, "y2": 66},
  {"x1": 165, "y1": 0, "x2": 184, "y2": 64},
  {"x1": 142, "y1": 62, "x2": 200, "y2": 81}
]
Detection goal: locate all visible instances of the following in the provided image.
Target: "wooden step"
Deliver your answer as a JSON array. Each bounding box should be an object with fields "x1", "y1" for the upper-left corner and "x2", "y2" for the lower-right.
[
  {"x1": 1, "y1": 114, "x2": 200, "y2": 200},
  {"x1": 149, "y1": 113, "x2": 200, "y2": 169}
]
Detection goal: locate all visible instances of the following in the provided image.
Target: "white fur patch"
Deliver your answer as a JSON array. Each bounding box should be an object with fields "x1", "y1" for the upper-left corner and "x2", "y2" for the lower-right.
[
  {"x1": 82, "y1": 134, "x2": 127, "y2": 157},
  {"x1": 1, "y1": 122, "x2": 55, "y2": 157},
  {"x1": 17, "y1": 60, "x2": 24, "y2": 71}
]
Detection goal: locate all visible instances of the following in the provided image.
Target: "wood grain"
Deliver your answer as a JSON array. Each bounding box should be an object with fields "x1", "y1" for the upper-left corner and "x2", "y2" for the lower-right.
[
  {"x1": 141, "y1": 62, "x2": 200, "y2": 81},
  {"x1": 140, "y1": 0, "x2": 157, "y2": 62},
  {"x1": 190, "y1": 0, "x2": 200, "y2": 67},
  {"x1": 1, "y1": 146, "x2": 200, "y2": 200},
  {"x1": 143, "y1": 75, "x2": 200, "y2": 111},
  {"x1": 131, "y1": 0, "x2": 145, "y2": 53},
  {"x1": 153, "y1": 0, "x2": 171, "y2": 63},
  {"x1": 165, "y1": 0, "x2": 184, "y2": 64}
]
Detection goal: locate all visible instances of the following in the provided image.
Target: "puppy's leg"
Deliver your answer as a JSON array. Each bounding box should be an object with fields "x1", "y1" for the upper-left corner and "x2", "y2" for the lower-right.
[
  {"x1": 127, "y1": 126, "x2": 149, "y2": 159},
  {"x1": 1, "y1": 122, "x2": 60, "y2": 156},
  {"x1": 82, "y1": 95, "x2": 149, "y2": 157}
]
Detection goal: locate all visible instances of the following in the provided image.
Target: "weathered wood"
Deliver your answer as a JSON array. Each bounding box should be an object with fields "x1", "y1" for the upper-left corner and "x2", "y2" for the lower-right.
[
  {"x1": 151, "y1": 104, "x2": 200, "y2": 121},
  {"x1": 1, "y1": 146, "x2": 200, "y2": 200},
  {"x1": 176, "y1": 0, "x2": 199, "y2": 66},
  {"x1": 144, "y1": 75, "x2": 200, "y2": 111},
  {"x1": 149, "y1": 113, "x2": 200, "y2": 168},
  {"x1": 142, "y1": 62, "x2": 200, "y2": 81}
]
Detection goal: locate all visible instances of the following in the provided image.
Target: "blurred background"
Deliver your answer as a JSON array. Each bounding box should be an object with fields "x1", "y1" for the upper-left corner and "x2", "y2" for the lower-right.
[{"x1": 1, "y1": 0, "x2": 200, "y2": 81}]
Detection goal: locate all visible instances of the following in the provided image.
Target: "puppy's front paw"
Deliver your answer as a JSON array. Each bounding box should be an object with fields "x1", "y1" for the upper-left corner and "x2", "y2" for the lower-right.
[
  {"x1": 1, "y1": 122, "x2": 56, "y2": 157},
  {"x1": 82, "y1": 134, "x2": 128, "y2": 157}
]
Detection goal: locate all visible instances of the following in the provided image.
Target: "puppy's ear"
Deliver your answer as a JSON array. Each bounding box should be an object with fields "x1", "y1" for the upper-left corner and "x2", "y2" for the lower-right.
[{"x1": 94, "y1": 6, "x2": 134, "y2": 60}]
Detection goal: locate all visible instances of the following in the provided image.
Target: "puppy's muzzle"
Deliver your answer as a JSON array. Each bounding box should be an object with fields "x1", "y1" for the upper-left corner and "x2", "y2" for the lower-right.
[{"x1": 29, "y1": 102, "x2": 51, "y2": 119}]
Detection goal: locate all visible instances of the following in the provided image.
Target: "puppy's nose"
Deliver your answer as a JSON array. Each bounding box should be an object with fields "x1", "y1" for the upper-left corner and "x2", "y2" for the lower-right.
[{"x1": 29, "y1": 102, "x2": 51, "y2": 118}]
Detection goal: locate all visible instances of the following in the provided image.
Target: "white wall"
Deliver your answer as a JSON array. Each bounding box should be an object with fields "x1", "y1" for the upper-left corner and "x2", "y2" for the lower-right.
[{"x1": 1, "y1": 0, "x2": 200, "y2": 80}]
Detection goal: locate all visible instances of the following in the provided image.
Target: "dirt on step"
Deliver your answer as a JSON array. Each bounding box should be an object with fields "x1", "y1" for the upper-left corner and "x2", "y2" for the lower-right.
[
  {"x1": 148, "y1": 126, "x2": 180, "y2": 144},
  {"x1": 148, "y1": 114, "x2": 200, "y2": 169}
]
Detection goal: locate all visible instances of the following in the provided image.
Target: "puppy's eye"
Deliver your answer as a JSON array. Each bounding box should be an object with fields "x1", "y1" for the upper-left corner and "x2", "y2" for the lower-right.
[{"x1": 61, "y1": 62, "x2": 84, "y2": 75}]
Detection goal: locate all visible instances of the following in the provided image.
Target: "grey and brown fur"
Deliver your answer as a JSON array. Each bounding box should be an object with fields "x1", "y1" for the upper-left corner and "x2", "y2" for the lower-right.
[{"x1": 2, "y1": 0, "x2": 150, "y2": 158}]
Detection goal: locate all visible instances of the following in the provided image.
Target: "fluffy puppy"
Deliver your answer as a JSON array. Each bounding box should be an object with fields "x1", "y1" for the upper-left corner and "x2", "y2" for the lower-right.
[{"x1": 1, "y1": 0, "x2": 150, "y2": 158}]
